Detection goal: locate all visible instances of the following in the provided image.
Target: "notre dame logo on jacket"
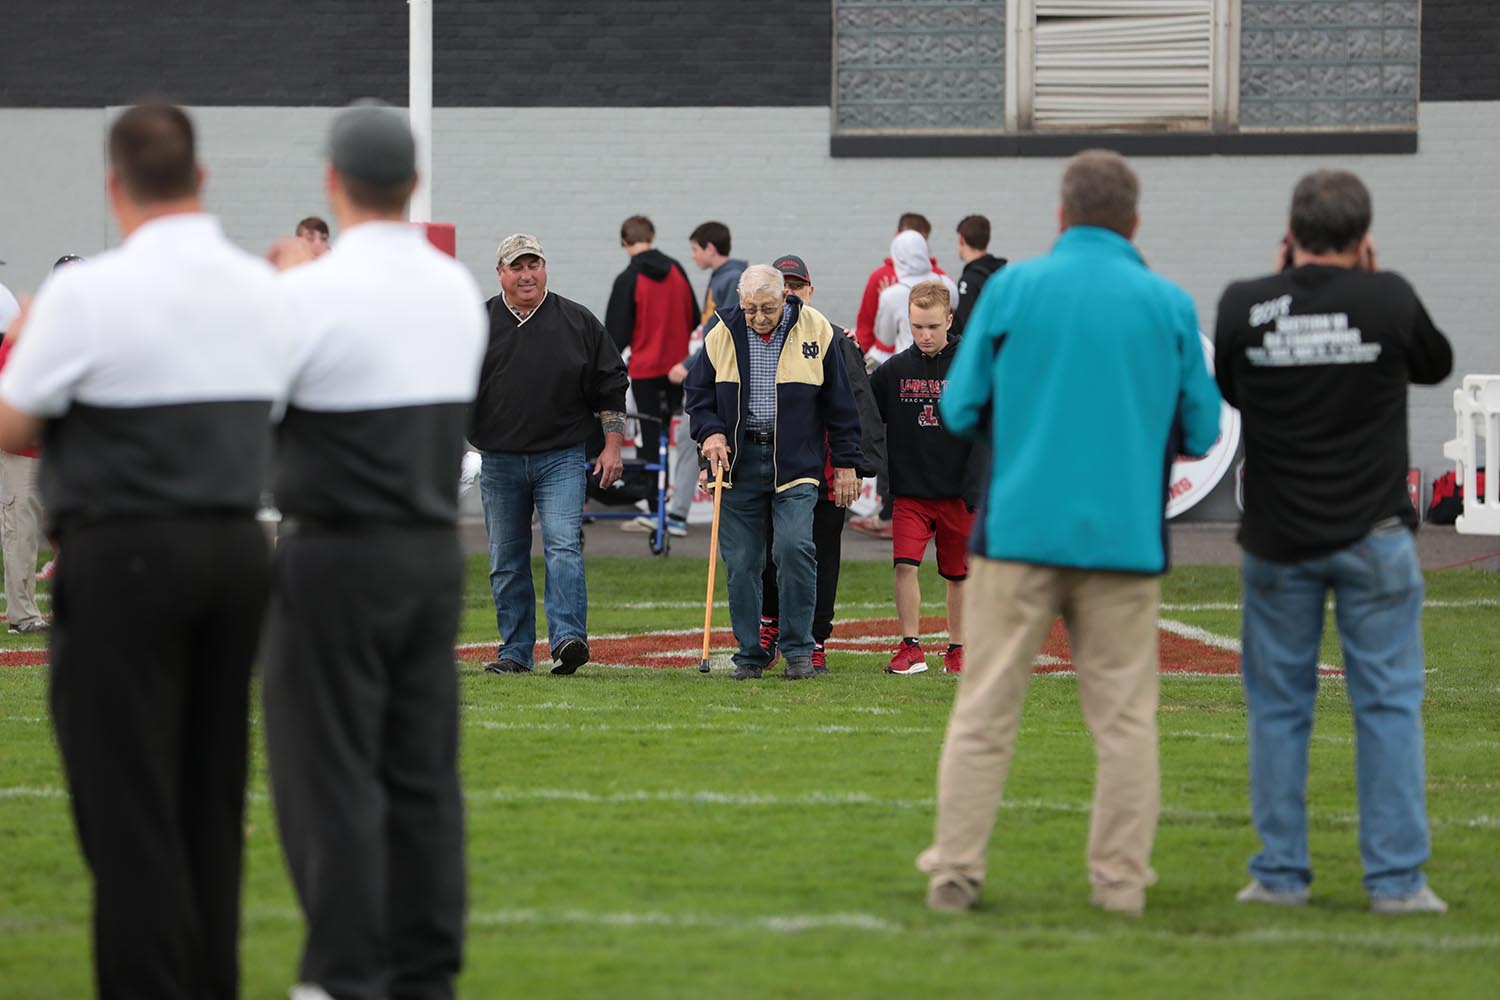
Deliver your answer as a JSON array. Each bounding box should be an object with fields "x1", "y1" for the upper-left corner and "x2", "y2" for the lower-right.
[{"x1": 683, "y1": 298, "x2": 864, "y2": 492}]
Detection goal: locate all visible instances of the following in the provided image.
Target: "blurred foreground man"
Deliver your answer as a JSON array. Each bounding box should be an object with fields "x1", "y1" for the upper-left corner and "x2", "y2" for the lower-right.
[
  {"x1": 265, "y1": 104, "x2": 488, "y2": 999},
  {"x1": 1215, "y1": 170, "x2": 1453, "y2": 914},
  {"x1": 920, "y1": 150, "x2": 1221, "y2": 916},
  {"x1": 0, "y1": 104, "x2": 298, "y2": 997}
]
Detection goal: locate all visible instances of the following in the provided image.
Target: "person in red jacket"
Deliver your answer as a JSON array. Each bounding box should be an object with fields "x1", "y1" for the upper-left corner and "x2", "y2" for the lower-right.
[
  {"x1": 853, "y1": 212, "x2": 947, "y2": 356},
  {"x1": 604, "y1": 215, "x2": 698, "y2": 522}
]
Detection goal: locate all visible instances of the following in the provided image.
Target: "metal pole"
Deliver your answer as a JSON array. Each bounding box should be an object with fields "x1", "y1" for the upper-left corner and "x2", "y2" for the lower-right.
[{"x1": 408, "y1": 0, "x2": 433, "y2": 223}]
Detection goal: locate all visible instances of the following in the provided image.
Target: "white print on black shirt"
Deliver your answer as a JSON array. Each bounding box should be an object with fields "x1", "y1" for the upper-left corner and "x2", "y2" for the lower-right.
[
  {"x1": 900, "y1": 377, "x2": 947, "y2": 428},
  {"x1": 1247, "y1": 294, "x2": 1292, "y2": 327},
  {"x1": 1246, "y1": 312, "x2": 1382, "y2": 367}
]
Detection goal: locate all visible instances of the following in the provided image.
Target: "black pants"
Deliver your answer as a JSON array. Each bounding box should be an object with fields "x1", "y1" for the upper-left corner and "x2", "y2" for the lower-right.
[
  {"x1": 761, "y1": 496, "x2": 846, "y2": 643},
  {"x1": 264, "y1": 526, "x2": 467, "y2": 1000},
  {"x1": 631, "y1": 377, "x2": 682, "y2": 512},
  {"x1": 50, "y1": 516, "x2": 270, "y2": 1000}
]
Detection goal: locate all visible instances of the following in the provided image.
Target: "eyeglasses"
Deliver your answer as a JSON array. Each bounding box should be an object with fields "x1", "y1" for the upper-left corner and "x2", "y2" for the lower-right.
[{"x1": 742, "y1": 303, "x2": 783, "y2": 317}]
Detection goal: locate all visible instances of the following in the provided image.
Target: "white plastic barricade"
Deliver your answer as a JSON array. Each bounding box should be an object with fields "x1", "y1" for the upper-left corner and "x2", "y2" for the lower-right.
[{"x1": 1442, "y1": 374, "x2": 1500, "y2": 535}]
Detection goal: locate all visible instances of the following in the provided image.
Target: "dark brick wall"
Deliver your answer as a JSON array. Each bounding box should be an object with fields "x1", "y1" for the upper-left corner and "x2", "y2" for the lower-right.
[
  {"x1": 4, "y1": 2, "x2": 1495, "y2": 109},
  {"x1": 0, "y1": 1, "x2": 831, "y2": 107},
  {"x1": 1422, "y1": 0, "x2": 1500, "y2": 100}
]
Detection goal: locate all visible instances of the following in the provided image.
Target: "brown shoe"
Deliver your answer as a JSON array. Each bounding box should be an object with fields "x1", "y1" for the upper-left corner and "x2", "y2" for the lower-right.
[
  {"x1": 926, "y1": 877, "x2": 980, "y2": 912},
  {"x1": 1090, "y1": 885, "x2": 1145, "y2": 917}
]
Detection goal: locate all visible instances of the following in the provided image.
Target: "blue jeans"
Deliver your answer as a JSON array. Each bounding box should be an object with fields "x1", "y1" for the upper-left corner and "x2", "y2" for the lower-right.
[
  {"x1": 1240, "y1": 524, "x2": 1431, "y2": 898},
  {"x1": 718, "y1": 438, "x2": 818, "y2": 667},
  {"x1": 479, "y1": 446, "x2": 588, "y2": 666}
]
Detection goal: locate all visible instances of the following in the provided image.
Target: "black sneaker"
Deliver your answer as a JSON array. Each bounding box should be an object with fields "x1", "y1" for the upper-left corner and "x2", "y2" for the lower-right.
[
  {"x1": 784, "y1": 657, "x2": 814, "y2": 681},
  {"x1": 731, "y1": 663, "x2": 763, "y2": 680},
  {"x1": 550, "y1": 637, "x2": 590, "y2": 675},
  {"x1": 484, "y1": 659, "x2": 531, "y2": 675}
]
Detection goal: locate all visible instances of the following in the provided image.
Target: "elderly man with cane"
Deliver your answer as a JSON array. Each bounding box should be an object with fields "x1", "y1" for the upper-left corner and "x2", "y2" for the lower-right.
[{"x1": 685, "y1": 263, "x2": 863, "y2": 681}]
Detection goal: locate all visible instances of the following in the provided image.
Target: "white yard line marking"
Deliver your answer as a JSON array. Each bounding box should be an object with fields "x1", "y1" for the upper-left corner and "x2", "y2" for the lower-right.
[
  {"x1": 471, "y1": 720, "x2": 938, "y2": 736},
  {"x1": 5, "y1": 783, "x2": 1495, "y2": 830},
  {"x1": 1161, "y1": 599, "x2": 1500, "y2": 612},
  {"x1": 1157, "y1": 618, "x2": 1342, "y2": 676},
  {"x1": 168, "y1": 904, "x2": 1500, "y2": 952},
  {"x1": 610, "y1": 601, "x2": 950, "y2": 611},
  {"x1": 0, "y1": 786, "x2": 65, "y2": 799}
]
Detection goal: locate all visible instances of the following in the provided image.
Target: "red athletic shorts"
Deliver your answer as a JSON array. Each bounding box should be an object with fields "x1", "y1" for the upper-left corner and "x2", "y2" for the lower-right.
[{"x1": 892, "y1": 496, "x2": 974, "y2": 581}]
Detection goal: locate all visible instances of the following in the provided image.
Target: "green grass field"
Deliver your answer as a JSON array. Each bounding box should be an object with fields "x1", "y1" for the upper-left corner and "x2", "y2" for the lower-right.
[{"x1": 1, "y1": 555, "x2": 1498, "y2": 998}]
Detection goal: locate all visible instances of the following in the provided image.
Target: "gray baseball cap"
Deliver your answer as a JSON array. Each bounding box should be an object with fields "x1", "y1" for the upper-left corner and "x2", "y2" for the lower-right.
[
  {"x1": 329, "y1": 101, "x2": 416, "y2": 186},
  {"x1": 496, "y1": 233, "x2": 546, "y2": 266}
]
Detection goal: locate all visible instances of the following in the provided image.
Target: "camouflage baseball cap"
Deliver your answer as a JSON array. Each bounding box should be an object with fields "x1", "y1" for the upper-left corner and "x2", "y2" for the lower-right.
[{"x1": 496, "y1": 233, "x2": 546, "y2": 266}]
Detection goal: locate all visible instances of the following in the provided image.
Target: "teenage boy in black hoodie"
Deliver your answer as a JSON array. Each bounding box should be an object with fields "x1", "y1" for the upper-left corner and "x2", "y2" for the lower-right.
[
  {"x1": 869, "y1": 281, "x2": 979, "y2": 675},
  {"x1": 950, "y1": 214, "x2": 1006, "y2": 339},
  {"x1": 605, "y1": 214, "x2": 698, "y2": 525}
]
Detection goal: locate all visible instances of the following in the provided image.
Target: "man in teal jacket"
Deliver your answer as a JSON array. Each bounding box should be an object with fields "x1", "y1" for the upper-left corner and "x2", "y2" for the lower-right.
[{"x1": 917, "y1": 150, "x2": 1222, "y2": 918}]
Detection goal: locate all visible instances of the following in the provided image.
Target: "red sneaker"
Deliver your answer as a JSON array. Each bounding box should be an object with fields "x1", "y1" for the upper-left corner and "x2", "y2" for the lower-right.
[
  {"x1": 885, "y1": 640, "x2": 928, "y2": 675},
  {"x1": 943, "y1": 645, "x2": 964, "y2": 674},
  {"x1": 759, "y1": 618, "x2": 780, "y2": 669},
  {"x1": 811, "y1": 644, "x2": 828, "y2": 675}
]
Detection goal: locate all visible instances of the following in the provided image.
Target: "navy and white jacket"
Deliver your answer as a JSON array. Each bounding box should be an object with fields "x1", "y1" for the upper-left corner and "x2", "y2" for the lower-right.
[{"x1": 685, "y1": 296, "x2": 863, "y2": 492}]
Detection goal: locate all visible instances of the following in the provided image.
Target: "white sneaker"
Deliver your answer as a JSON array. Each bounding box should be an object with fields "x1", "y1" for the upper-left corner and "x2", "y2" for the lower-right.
[
  {"x1": 620, "y1": 515, "x2": 657, "y2": 533},
  {"x1": 666, "y1": 518, "x2": 688, "y2": 537},
  {"x1": 290, "y1": 986, "x2": 335, "y2": 1000},
  {"x1": 1371, "y1": 884, "x2": 1448, "y2": 915},
  {"x1": 1235, "y1": 880, "x2": 1309, "y2": 906}
]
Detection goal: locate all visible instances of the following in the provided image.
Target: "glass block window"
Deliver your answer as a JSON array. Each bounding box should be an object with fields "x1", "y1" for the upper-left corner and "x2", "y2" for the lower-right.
[
  {"x1": 834, "y1": 1, "x2": 1007, "y2": 133},
  {"x1": 1239, "y1": 0, "x2": 1419, "y2": 129}
]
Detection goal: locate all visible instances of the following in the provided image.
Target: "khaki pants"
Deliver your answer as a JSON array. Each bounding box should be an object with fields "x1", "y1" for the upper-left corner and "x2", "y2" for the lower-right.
[
  {"x1": 919, "y1": 556, "x2": 1161, "y2": 908},
  {"x1": 0, "y1": 453, "x2": 45, "y2": 628}
]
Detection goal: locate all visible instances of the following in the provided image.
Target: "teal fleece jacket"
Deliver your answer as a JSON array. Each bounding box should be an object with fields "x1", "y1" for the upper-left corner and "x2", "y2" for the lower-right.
[{"x1": 941, "y1": 226, "x2": 1222, "y2": 574}]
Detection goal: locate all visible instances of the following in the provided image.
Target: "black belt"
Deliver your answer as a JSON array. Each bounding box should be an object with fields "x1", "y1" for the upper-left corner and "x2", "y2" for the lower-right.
[{"x1": 743, "y1": 429, "x2": 774, "y2": 444}]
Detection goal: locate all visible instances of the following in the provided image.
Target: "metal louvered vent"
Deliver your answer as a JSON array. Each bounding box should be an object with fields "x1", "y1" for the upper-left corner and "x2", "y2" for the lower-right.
[{"x1": 1011, "y1": 0, "x2": 1236, "y2": 132}]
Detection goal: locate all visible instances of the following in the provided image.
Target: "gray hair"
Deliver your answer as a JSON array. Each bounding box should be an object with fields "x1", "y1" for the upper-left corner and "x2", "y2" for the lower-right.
[
  {"x1": 1061, "y1": 149, "x2": 1139, "y2": 238},
  {"x1": 737, "y1": 264, "x2": 785, "y2": 301}
]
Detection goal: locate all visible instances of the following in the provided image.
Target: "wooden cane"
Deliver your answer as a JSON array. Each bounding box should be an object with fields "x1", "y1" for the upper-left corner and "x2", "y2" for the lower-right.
[{"x1": 699, "y1": 465, "x2": 726, "y2": 673}]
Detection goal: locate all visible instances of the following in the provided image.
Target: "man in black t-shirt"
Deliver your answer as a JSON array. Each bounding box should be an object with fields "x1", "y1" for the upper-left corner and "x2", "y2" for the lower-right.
[{"x1": 1215, "y1": 169, "x2": 1453, "y2": 915}]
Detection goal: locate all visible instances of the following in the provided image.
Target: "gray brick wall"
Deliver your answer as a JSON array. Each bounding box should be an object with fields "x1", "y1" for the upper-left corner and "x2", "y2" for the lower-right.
[
  {"x1": 3, "y1": 100, "x2": 1495, "y2": 521},
  {"x1": 0, "y1": 1, "x2": 830, "y2": 108},
  {"x1": 1240, "y1": 1, "x2": 1419, "y2": 129},
  {"x1": 834, "y1": 0, "x2": 1006, "y2": 132}
]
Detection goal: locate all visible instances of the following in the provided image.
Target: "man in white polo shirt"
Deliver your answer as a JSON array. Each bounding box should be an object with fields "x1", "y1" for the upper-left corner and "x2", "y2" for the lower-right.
[
  {"x1": 264, "y1": 103, "x2": 487, "y2": 1000},
  {"x1": 0, "y1": 104, "x2": 298, "y2": 997}
]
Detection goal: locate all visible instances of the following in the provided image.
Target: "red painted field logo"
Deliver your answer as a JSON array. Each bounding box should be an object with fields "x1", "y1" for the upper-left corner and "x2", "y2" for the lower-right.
[
  {"x1": 3, "y1": 615, "x2": 1338, "y2": 677},
  {"x1": 451, "y1": 615, "x2": 1340, "y2": 678}
]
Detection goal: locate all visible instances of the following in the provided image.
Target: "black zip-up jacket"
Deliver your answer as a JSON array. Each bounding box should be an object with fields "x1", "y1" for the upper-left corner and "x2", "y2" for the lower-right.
[
  {"x1": 951, "y1": 253, "x2": 1007, "y2": 338},
  {"x1": 869, "y1": 340, "x2": 982, "y2": 505},
  {"x1": 470, "y1": 291, "x2": 628, "y2": 453},
  {"x1": 836, "y1": 330, "x2": 886, "y2": 480}
]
